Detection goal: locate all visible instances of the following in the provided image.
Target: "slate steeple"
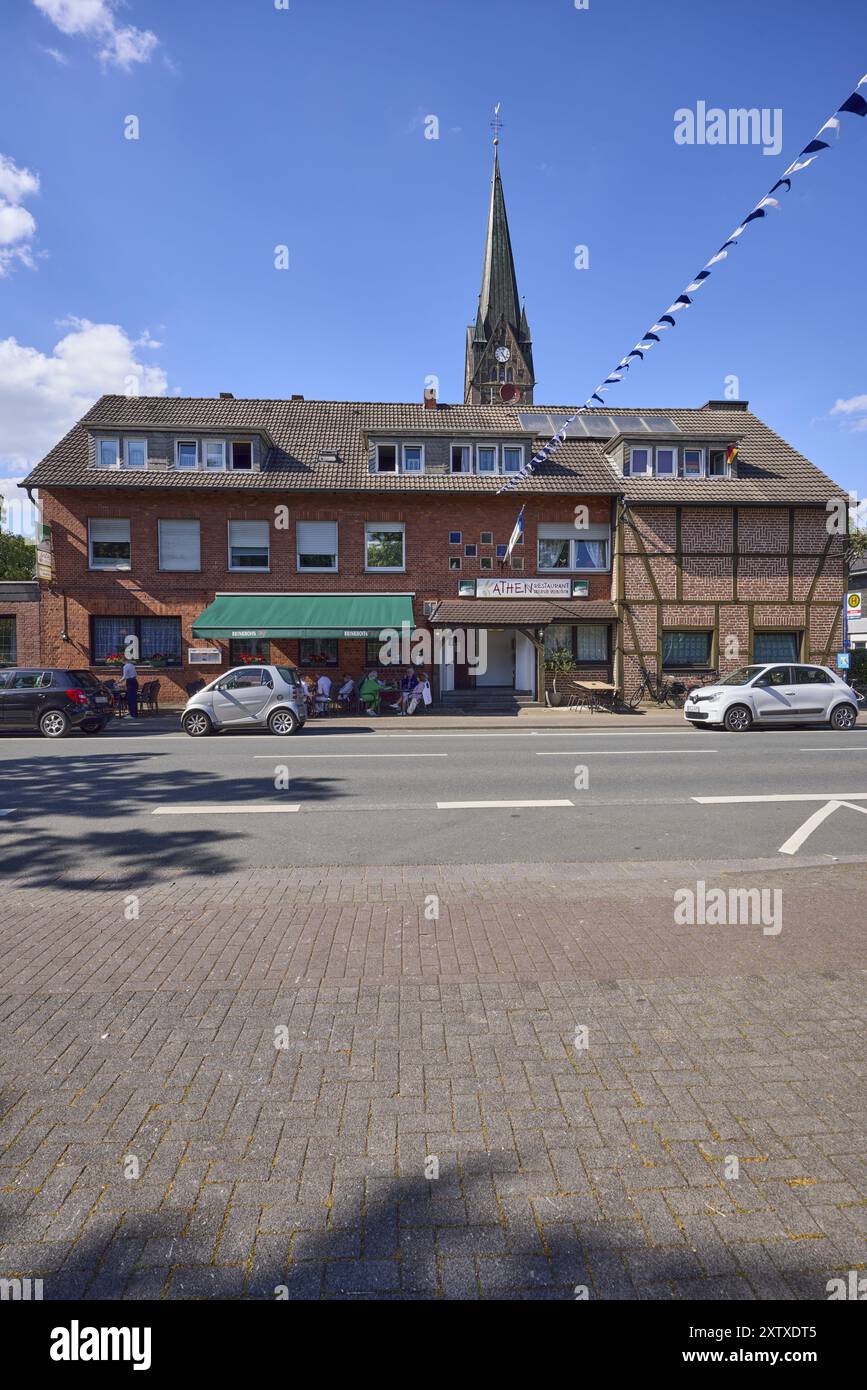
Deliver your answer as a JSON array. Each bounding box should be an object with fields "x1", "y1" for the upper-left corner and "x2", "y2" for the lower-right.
[{"x1": 464, "y1": 126, "x2": 535, "y2": 405}]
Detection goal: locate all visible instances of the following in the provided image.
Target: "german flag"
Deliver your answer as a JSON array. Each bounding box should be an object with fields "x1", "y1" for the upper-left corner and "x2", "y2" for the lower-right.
[{"x1": 725, "y1": 443, "x2": 739, "y2": 468}]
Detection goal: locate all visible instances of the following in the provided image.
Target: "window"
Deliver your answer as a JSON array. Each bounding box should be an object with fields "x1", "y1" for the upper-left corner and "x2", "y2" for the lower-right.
[
  {"x1": 495, "y1": 544, "x2": 507, "y2": 559},
  {"x1": 0, "y1": 616, "x2": 15, "y2": 665},
  {"x1": 375, "y1": 444, "x2": 398, "y2": 473},
  {"x1": 220, "y1": 667, "x2": 270, "y2": 689},
  {"x1": 754, "y1": 632, "x2": 800, "y2": 663},
  {"x1": 476, "y1": 445, "x2": 498, "y2": 474},
  {"x1": 365, "y1": 522, "x2": 404, "y2": 571},
  {"x1": 503, "y1": 445, "x2": 523, "y2": 474},
  {"x1": 449, "y1": 557, "x2": 461, "y2": 570},
  {"x1": 176, "y1": 440, "x2": 198, "y2": 469},
  {"x1": 231, "y1": 441, "x2": 253, "y2": 471},
  {"x1": 228, "y1": 519, "x2": 270, "y2": 570},
  {"x1": 537, "y1": 523, "x2": 610, "y2": 572},
  {"x1": 91, "y1": 616, "x2": 182, "y2": 666},
  {"x1": 402, "y1": 445, "x2": 424, "y2": 473},
  {"x1": 8, "y1": 671, "x2": 50, "y2": 689},
  {"x1": 297, "y1": 520, "x2": 338, "y2": 571},
  {"x1": 204, "y1": 440, "x2": 226, "y2": 471},
  {"x1": 159, "y1": 519, "x2": 201, "y2": 572},
  {"x1": 88, "y1": 519, "x2": 131, "y2": 570},
  {"x1": 792, "y1": 664, "x2": 832, "y2": 685},
  {"x1": 480, "y1": 557, "x2": 493, "y2": 570},
  {"x1": 511, "y1": 556, "x2": 524, "y2": 570},
  {"x1": 450, "y1": 445, "x2": 471, "y2": 474},
  {"x1": 662, "y1": 630, "x2": 712, "y2": 669},
  {"x1": 365, "y1": 637, "x2": 389, "y2": 666},
  {"x1": 707, "y1": 448, "x2": 727, "y2": 476},
  {"x1": 628, "y1": 446, "x2": 651, "y2": 475},
  {"x1": 96, "y1": 438, "x2": 119, "y2": 468},
  {"x1": 124, "y1": 439, "x2": 147, "y2": 469},
  {"x1": 229, "y1": 639, "x2": 270, "y2": 666},
  {"x1": 299, "y1": 638, "x2": 338, "y2": 667},
  {"x1": 449, "y1": 531, "x2": 462, "y2": 545},
  {"x1": 544, "y1": 623, "x2": 609, "y2": 662},
  {"x1": 655, "y1": 447, "x2": 677, "y2": 476},
  {"x1": 480, "y1": 532, "x2": 493, "y2": 545},
  {"x1": 464, "y1": 544, "x2": 477, "y2": 558},
  {"x1": 682, "y1": 448, "x2": 704, "y2": 477}
]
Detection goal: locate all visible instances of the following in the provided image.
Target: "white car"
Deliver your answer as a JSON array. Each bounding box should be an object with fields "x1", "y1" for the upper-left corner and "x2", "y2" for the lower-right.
[{"x1": 683, "y1": 662, "x2": 861, "y2": 732}]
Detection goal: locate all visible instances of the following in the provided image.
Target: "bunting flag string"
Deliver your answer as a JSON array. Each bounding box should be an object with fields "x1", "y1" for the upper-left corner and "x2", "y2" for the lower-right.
[{"x1": 498, "y1": 71, "x2": 867, "y2": 494}]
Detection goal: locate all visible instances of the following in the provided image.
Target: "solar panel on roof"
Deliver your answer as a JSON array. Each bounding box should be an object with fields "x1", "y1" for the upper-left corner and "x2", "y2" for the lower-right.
[{"x1": 642, "y1": 416, "x2": 681, "y2": 433}]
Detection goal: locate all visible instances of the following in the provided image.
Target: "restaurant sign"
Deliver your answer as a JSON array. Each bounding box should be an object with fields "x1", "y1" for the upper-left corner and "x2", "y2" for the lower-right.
[{"x1": 475, "y1": 577, "x2": 572, "y2": 599}]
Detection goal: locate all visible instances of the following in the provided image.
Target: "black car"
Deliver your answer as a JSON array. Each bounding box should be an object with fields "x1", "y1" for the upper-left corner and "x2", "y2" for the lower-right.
[{"x1": 0, "y1": 668, "x2": 113, "y2": 738}]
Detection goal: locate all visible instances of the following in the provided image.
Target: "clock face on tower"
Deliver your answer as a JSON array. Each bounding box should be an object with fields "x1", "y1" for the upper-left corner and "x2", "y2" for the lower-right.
[{"x1": 494, "y1": 346, "x2": 511, "y2": 363}]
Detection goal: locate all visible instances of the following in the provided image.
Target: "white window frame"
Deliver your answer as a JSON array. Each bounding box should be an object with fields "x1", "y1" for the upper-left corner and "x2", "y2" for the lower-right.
[
  {"x1": 227, "y1": 519, "x2": 270, "y2": 572},
  {"x1": 502, "y1": 444, "x2": 524, "y2": 474},
  {"x1": 476, "y1": 443, "x2": 499, "y2": 475},
  {"x1": 627, "y1": 445, "x2": 652, "y2": 476},
  {"x1": 203, "y1": 439, "x2": 227, "y2": 472},
  {"x1": 537, "y1": 522, "x2": 611, "y2": 575},
  {"x1": 450, "y1": 443, "x2": 472, "y2": 474},
  {"x1": 123, "y1": 438, "x2": 148, "y2": 470},
  {"x1": 655, "y1": 446, "x2": 678, "y2": 477},
  {"x1": 682, "y1": 447, "x2": 705, "y2": 478},
  {"x1": 364, "y1": 521, "x2": 406, "y2": 573},
  {"x1": 373, "y1": 442, "x2": 399, "y2": 473},
  {"x1": 706, "y1": 447, "x2": 728, "y2": 477},
  {"x1": 175, "y1": 439, "x2": 199, "y2": 470},
  {"x1": 158, "y1": 519, "x2": 201, "y2": 573},
  {"x1": 401, "y1": 443, "x2": 425, "y2": 474},
  {"x1": 231, "y1": 440, "x2": 254, "y2": 471},
  {"x1": 88, "y1": 518, "x2": 131, "y2": 571},
  {"x1": 296, "y1": 520, "x2": 339, "y2": 573},
  {"x1": 96, "y1": 437, "x2": 120, "y2": 469}
]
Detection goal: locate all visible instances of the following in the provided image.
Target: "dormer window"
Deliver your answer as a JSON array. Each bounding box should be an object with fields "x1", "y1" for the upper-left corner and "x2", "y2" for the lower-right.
[
  {"x1": 97, "y1": 438, "x2": 119, "y2": 468},
  {"x1": 203, "y1": 440, "x2": 226, "y2": 471},
  {"x1": 176, "y1": 440, "x2": 198, "y2": 469},
  {"x1": 476, "y1": 445, "x2": 498, "y2": 474},
  {"x1": 707, "y1": 448, "x2": 727, "y2": 476},
  {"x1": 123, "y1": 439, "x2": 147, "y2": 469},
  {"x1": 375, "y1": 443, "x2": 398, "y2": 473},
  {"x1": 231, "y1": 441, "x2": 252, "y2": 471},
  {"x1": 628, "y1": 446, "x2": 651, "y2": 475},
  {"x1": 402, "y1": 444, "x2": 424, "y2": 473},
  {"x1": 451, "y1": 445, "x2": 471, "y2": 474},
  {"x1": 683, "y1": 448, "x2": 704, "y2": 477},
  {"x1": 655, "y1": 447, "x2": 677, "y2": 476}
]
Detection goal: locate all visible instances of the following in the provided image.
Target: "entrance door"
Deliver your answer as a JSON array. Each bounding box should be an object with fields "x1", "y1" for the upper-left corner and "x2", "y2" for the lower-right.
[{"x1": 475, "y1": 629, "x2": 514, "y2": 687}]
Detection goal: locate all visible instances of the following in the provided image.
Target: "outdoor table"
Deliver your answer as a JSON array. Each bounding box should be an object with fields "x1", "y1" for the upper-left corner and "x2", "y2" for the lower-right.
[{"x1": 571, "y1": 679, "x2": 619, "y2": 713}]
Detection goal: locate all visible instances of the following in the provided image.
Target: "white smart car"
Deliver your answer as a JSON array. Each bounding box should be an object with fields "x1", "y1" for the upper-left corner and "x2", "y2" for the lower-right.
[{"x1": 683, "y1": 662, "x2": 861, "y2": 732}]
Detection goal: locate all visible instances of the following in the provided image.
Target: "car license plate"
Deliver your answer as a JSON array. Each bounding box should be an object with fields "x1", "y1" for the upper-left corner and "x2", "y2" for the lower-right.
[{"x1": 94, "y1": 696, "x2": 108, "y2": 705}]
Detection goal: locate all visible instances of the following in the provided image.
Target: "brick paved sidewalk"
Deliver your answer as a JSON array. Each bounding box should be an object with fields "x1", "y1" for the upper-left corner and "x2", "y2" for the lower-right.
[{"x1": 1, "y1": 861, "x2": 865, "y2": 1300}]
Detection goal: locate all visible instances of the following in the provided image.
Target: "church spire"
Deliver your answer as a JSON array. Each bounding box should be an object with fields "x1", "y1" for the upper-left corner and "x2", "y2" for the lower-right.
[{"x1": 464, "y1": 109, "x2": 535, "y2": 406}]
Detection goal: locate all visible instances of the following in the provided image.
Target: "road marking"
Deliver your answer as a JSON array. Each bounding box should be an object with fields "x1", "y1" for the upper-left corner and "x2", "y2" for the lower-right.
[
  {"x1": 436, "y1": 799, "x2": 574, "y2": 810},
  {"x1": 152, "y1": 804, "x2": 300, "y2": 815},
  {"x1": 779, "y1": 800, "x2": 867, "y2": 855},
  {"x1": 799, "y1": 747, "x2": 867, "y2": 753},
  {"x1": 536, "y1": 749, "x2": 718, "y2": 757},
  {"x1": 694, "y1": 792, "x2": 867, "y2": 803},
  {"x1": 251, "y1": 752, "x2": 448, "y2": 759}
]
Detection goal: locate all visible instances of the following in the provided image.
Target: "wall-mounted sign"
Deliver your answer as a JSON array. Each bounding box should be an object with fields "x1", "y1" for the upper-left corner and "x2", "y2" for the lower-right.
[
  {"x1": 230, "y1": 629, "x2": 267, "y2": 639},
  {"x1": 188, "y1": 648, "x2": 222, "y2": 665},
  {"x1": 475, "y1": 577, "x2": 572, "y2": 599},
  {"x1": 35, "y1": 523, "x2": 55, "y2": 582},
  {"x1": 837, "y1": 651, "x2": 851, "y2": 671},
  {"x1": 571, "y1": 580, "x2": 590, "y2": 598},
  {"x1": 847, "y1": 591, "x2": 863, "y2": 621}
]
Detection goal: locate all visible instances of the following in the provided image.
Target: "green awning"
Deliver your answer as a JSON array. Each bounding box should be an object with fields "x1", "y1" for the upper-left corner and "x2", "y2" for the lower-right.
[{"x1": 192, "y1": 593, "x2": 415, "y2": 640}]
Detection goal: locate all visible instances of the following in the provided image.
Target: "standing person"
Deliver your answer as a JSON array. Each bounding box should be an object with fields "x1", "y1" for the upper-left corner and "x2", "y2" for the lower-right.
[
  {"x1": 315, "y1": 671, "x2": 333, "y2": 716},
  {"x1": 122, "y1": 653, "x2": 139, "y2": 719}
]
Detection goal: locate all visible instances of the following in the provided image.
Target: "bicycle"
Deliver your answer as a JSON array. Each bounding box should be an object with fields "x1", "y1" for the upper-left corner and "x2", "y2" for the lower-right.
[{"x1": 628, "y1": 666, "x2": 715, "y2": 709}]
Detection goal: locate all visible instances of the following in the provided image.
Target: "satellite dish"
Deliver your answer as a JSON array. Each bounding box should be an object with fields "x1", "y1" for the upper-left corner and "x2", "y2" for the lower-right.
[{"x1": 500, "y1": 384, "x2": 520, "y2": 402}]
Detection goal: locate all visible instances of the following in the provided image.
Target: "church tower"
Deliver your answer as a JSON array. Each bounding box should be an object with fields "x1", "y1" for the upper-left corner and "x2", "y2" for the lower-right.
[{"x1": 464, "y1": 119, "x2": 535, "y2": 406}]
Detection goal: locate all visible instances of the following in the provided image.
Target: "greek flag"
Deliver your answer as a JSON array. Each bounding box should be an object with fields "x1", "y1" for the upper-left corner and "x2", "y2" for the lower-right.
[{"x1": 505, "y1": 506, "x2": 524, "y2": 563}]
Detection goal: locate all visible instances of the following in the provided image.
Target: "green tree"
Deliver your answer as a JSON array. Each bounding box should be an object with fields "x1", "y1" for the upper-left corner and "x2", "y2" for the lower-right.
[
  {"x1": 0, "y1": 525, "x2": 36, "y2": 581},
  {"x1": 849, "y1": 527, "x2": 867, "y2": 559}
]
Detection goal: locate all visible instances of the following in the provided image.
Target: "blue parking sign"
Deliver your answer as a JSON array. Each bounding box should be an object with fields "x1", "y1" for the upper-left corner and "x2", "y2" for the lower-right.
[{"x1": 837, "y1": 652, "x2": 851, "y2": 671}]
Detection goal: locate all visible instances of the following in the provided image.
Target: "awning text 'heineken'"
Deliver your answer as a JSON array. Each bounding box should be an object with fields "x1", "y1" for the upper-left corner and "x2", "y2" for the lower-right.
[{"x1": 192, "y1": 593, "x2": 415, "y2": 640}]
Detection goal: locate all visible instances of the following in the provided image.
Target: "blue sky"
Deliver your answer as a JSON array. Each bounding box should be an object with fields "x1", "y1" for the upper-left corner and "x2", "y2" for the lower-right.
[{"x1": 1, "y1": 0, "x2": 866, "y2": 527}]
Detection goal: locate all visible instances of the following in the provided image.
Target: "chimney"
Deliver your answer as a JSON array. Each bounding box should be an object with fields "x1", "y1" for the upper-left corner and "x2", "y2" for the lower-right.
[
  {"x1": 423, "y1": 385, "x2": 438, "y2": 410},
  {"x1": 219, "y1": 392, "x2": 234, "y2": 399},
  {"x1": 704, "y1": 399, "x2": 748, "y2": 411},
  {"x1": 291, "y1": 394, "x2": 304, "y2": 401}
]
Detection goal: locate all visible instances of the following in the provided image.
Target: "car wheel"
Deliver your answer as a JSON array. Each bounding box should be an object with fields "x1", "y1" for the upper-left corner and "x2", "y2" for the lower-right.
[
  {"x1": 268, "y1": 707, "x2": 300, "y2": 736},
  {"x1": 182, "y1": 711, "x2": 213, "y2": 737},
  {"x1": 723, "y1": 704, "x2": 753, "y2": 733},
  {"x1": 80, "y1": 719, "x2": 108, "y2": 735},
  {"x1": 829, "y1": 702, "x2": 857, "y2": 731},
  {"x1": 40, "y1": 709, "x2": 71, "y2": 739}
]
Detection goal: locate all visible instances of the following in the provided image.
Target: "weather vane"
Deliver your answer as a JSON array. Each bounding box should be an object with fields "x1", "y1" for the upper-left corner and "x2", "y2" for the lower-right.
[{"x1": 491, "y1": 102, "x2": 503, "y2": 146}]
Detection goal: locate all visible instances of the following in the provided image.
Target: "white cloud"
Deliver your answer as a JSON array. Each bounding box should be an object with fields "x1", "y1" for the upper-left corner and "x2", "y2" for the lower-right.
[
  {"x1": 42, "y1": 46, "x2": 70, "y2": 65},
  {"x1": 0, "y1": 154, "x2": 40, "y2": 277},
  {"x1": 33, "y1": 0, "x2": 158, "y2": 70},
  {"x1": 831, "y1": 394, "x2": 867, "y2": 433}
]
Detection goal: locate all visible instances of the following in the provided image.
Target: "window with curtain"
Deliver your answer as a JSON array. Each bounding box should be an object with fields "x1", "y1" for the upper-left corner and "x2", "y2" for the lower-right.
[
  {"x1": 92, "y1": 617, "x2": 132, "y2": 664},
  {"x1": 296, "y1": 521, "x2": 337, "y2": 571},
  {"x1": 753, "y1": 631, "x2": 800, "y2": 663},
  {"x1": 159, "y1": 519, "x2": 201, "y2": 571},
  {"x1": 538, "y1": 523, "x2": 610, "y2": 572},
  {"x1": 92, "y1": 616, "x2": 181, "y2": 665},
  {"x1": 97, "y1": 438, "x2": 119, "y2": 468},
  {"x1": 544, "y1": 624, "x2": 609, "y2": 662},
  {"x1": 299, "y1": 639, "x2": 338, "y2": 667},
  {"x1": 574, "y1": 538, "x2": 609, "y2": 569},
  {"x1": 141, "y1": 618, "x2": 181, "y2": 663},
  {"x1": 662, "y1": 630, "x2": 712, "y2": 669},
  {"x1": 229, "y1": 639, "x2": 270, "y2": 666},
  {"x1": 0, "y1": 616, "x2": 16, "y2": 664}
]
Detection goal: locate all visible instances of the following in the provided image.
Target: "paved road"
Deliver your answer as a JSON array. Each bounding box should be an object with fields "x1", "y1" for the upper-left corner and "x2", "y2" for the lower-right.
[{"x1": 0, "y1": 724, "x2": 865, "y2": 1300}]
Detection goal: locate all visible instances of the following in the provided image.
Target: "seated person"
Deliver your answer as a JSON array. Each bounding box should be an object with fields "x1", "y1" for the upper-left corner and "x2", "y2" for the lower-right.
[
  {"x1": 406, "y1": 671, "x2": 431, "y2": 715},
  {"x1": 337, "y1": 674, "x2": 356, "y2": 708},
  {"x1": 388, "y1": 669, "x2": 416, "y2": 713},
  {"x1": 315, "y1": 672, "x2": 333, "y2": 715},
  {"x1": 358, "y1": 671, "x2": 384, "y2": 715}
]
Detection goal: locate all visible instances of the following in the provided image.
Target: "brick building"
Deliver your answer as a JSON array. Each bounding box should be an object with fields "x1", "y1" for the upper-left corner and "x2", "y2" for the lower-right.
[{"x1": 18, "y1": 146, "x2": 848, "y2": 703}]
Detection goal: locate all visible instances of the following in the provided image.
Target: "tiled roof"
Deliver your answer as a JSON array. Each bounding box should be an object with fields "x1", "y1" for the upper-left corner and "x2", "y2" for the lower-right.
[
  {"x1": 430, "y1": 600, "x2": 617, "y2": 624},
  {"x1": 20, "y1": 396, "x2": 844, "y2": 504}
]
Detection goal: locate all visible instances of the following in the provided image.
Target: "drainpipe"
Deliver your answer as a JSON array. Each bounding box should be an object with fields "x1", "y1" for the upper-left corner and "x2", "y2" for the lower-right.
[{"x1": 612, "y1": 496, "x2": 627, "y2": 695}]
